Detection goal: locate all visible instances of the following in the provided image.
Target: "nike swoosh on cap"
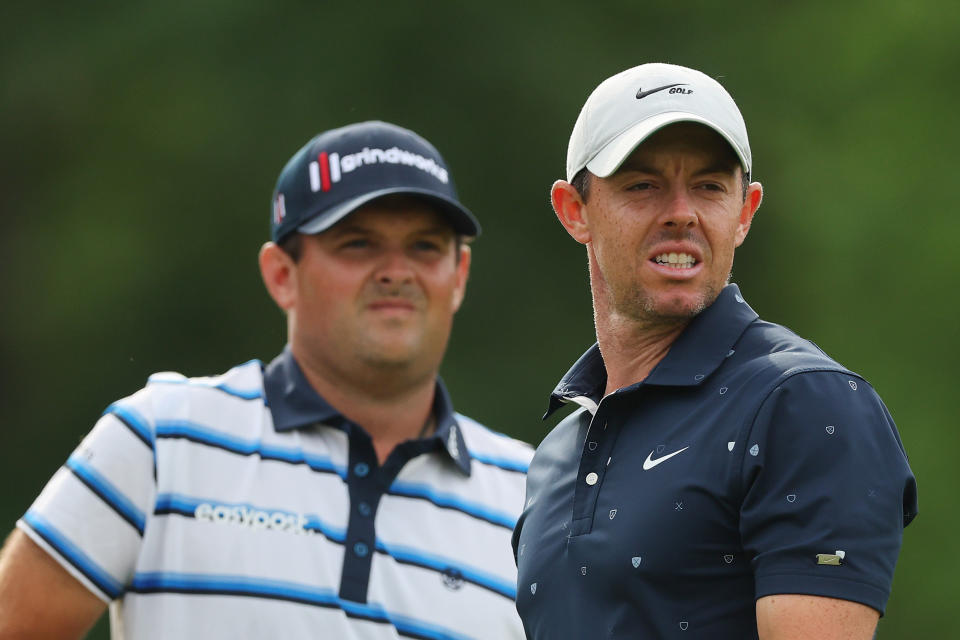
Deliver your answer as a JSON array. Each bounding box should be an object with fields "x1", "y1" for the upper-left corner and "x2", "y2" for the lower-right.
[
  {"x1": 636, "y1": 83, "x2": 686, "y2": 99},
  {"x1": 642, "y1": 446, "x2": 690, "y2": 470}
]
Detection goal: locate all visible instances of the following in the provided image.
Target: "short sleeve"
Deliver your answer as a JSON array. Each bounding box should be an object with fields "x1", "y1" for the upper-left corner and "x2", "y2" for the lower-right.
[
  {"x1": 16, "y1": 393, "x2": 157, "y2": 602},
  {"x1": 739, "y1": 370, "x2": 917, "y2": 614}
]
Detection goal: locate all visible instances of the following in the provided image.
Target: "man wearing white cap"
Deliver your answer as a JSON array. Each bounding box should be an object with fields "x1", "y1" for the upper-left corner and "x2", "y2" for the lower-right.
[{"x1": 512, "y1": 64, "x2": 916, "y2": 638}]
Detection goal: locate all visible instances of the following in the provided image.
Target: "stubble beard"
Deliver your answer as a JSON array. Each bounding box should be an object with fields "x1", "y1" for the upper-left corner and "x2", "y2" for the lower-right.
[
  {"x1": 623, "y1": 270, "x2": 731, "y2": 332},
  {"x1": 352, "y1": 316, "x2": 453, "y2": 397}
]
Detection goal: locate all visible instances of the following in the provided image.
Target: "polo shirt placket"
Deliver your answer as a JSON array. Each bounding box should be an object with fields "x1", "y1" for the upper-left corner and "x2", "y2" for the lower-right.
[{"x1": 266, "y1": 347, "x2": 472, "y2": 604}]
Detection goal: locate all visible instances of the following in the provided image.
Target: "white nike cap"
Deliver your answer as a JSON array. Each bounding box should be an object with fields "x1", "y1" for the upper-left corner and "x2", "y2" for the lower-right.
[{"x1": 565, "y1": 63, "x2": 752, "y2": 181}]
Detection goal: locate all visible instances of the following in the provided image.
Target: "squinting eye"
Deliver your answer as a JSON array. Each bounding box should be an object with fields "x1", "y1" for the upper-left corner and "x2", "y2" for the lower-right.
[
  {"x1": 627, "y1": 182, "x2": 654, "y2": 191},
  {"x1": 342, "y1": 239, "x2": 370, "y2": 249},
  {"x1": 413, "y1": 241, "x2": 443, "y2": 252}
]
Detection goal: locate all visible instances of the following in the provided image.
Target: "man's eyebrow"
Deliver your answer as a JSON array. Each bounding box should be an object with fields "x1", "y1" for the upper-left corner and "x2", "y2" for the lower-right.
[
  {"x1": 325, "y1": 223, "x2": 371, "y2": 236},
  {"x1": 617, "y1": 161, "x2": 660, "y2": 175},
  {"x1": 416, "y1": 225, "x2": 455, "y2": 236},
  {"x1": 693, "y1": 161, "x2": 739, "y2": 177},
  {"x1": 617, "y1": 161, "x2": 738, "y2": 178}
]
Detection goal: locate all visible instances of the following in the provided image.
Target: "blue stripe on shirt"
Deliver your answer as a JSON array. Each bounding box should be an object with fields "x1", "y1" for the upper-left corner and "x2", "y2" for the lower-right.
[
  {"x1": 147, "y1": 375, "x2": 263, "y2": 400},
  {"x1": 129, "y1": 572, "x2": 474, "y2": 640},
  {"x1": 153, "y1": 493, "x2": 347, "y2": 542},
  {"x1": 153, "y1": 421, "x2": 517, "y2": 531},
  {"x1": 469, "y1": 451, "x2": 530, "y2": 474},
  {"x1": 22, "y1": 510, "x2": 124, "y2": 599},
  {"x1": 65, "y1": 455, "x2": 146, "y2": 535},
  {"x1": 387, "y1": 481, "x2": 518, "y2": 529},
  {"x1": 154, "y1": 420, "x2": 346, "y2": 478},
  {"x1": 378, "y1": 541, "x2": 516, "y2": 599},
  {"x1": 151, "y1": 493, "x2": 515, "y2": 600},
  {"x1": 104, "y1": 403, "x2": 154, "y2": 448}
]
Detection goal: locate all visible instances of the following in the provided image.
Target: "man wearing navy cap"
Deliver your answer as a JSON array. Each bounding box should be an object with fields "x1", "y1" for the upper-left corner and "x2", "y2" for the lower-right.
[
  {"x1": 0, "y1": 121, "x2": 531, "y2": 639},
  {"x1": 512, "y1": 64, "x2": 917, "y2": 639}
]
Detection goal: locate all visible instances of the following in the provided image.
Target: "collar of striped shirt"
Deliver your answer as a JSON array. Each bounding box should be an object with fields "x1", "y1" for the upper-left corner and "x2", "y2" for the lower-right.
[{"x1": 262, "y1": 346, "x2": 472, "y2": 476}]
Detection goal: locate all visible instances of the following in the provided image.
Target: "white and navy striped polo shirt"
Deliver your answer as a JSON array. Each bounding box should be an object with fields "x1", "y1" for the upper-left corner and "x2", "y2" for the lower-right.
[{"x1": 19, "y1": 349, "x2": 533, "y2": 639}]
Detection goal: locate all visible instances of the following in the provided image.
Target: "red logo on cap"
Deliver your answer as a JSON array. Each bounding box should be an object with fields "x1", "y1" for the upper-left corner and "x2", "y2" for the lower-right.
[{"x1": 309, "y1": 152, "x2": 341, "y2": 193}]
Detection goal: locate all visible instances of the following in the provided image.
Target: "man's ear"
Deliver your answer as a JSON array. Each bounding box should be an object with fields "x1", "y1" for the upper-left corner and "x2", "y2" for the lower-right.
[
  {"x1": 551, "y1": 180, "x2": 591, "y2": 245},
  {"x1": 735, "y1": 181, "x2": 763, "y2": 247},
  {"x1": 259, "y1": 242, "x2": 298, "y2": 311},
  {"x1": 451, "y1": 243, "x2": 471, "y2": 313}
]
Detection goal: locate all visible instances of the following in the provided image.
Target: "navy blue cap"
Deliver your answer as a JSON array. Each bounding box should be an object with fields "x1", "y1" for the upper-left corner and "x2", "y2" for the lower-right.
[{"x1": 270, "y1": 121, "x2": 480, "y2": 243}]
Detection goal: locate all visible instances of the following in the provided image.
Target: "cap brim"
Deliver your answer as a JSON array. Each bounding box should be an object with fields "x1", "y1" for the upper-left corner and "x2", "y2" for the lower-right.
[
  {"x1": 584, "y1": 112, "x2": 751, "y2": 179},
  {"x1": 296, "y1": 187, "x2": 481, "y2": 237}
]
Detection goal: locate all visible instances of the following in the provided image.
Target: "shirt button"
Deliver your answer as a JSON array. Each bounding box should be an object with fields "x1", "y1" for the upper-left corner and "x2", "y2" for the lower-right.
[
  {"x1": 353, "y1": 463, "x2": 370, "y2": 477},
  {"x1": 358, "y1": 502, "x2": 372, "y2": 517},
  {"x1": 585, "y1": 472, "x2": 599, "y2": 486},
  {"x1": 353, "y1": 542, "x2": 369, "y2": 557}
]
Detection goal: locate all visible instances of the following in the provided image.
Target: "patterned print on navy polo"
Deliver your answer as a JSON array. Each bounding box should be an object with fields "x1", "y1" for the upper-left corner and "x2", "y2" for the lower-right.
[
  {"x1": 513, "y1": 284, "x2": 917, "y2": 639},
  {"x1": 19, "y1": 349, "x2": 532, "y2": 639}
]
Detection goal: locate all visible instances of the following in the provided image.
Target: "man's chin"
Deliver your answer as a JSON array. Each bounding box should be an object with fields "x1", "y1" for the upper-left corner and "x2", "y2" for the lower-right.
[
  {"x1": 358, "y1": 345, "x2": 418, "y2": 369},
  {"x1": 640, "y1": 291, "x2": 713, "y2": 324}
]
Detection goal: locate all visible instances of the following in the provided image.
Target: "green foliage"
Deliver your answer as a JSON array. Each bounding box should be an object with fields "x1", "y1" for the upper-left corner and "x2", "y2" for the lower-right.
[{"x1": 2, "y1": 1, "x2": 954, "y2": 636}]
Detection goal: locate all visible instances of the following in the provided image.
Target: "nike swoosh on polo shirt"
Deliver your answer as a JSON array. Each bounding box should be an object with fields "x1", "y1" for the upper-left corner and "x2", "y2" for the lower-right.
[{"x1": 642, "y1": 446, "x2": 690, "y2": 470}]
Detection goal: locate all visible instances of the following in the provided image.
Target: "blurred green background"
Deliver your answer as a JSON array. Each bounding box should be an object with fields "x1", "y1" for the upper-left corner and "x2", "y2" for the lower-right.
[{"x1": 2, "y1": 1, "x2": 955, "y2": 637}]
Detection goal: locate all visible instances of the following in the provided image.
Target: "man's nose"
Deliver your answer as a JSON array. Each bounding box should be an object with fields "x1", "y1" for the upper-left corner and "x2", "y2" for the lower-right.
[
  {"x1": 660, "y1": 187, "x2": 698, "y2": 229},
  {"x1": 375, "y1": 250, "x2": 415, "y2": 285}
]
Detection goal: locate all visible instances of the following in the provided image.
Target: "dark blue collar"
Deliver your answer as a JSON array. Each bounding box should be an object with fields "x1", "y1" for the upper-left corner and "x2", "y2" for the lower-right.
[
  {"x1": 546, "y1": 284, "x2": 759, "y2": 418},
  {"x1": 263, "y1": 346, "x2": 471, "y2": 475}
]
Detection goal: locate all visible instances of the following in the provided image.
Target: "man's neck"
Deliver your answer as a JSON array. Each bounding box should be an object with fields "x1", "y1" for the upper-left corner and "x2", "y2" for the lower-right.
[
  {"x1": 595, "y1": 310, "x2": 689, "y2": 396},
  {"x1": 291, "y1": 347, "x2": 437, "y2": 464}
]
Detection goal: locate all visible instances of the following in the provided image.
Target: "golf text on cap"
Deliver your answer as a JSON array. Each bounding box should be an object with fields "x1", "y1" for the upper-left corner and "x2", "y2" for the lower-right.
[{"x1": 308, "y1": 146, "x2": 449, "y2": 193}]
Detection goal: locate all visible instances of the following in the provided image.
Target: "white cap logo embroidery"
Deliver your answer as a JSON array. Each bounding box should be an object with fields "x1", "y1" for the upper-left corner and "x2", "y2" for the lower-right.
[{"x1": 308, "y1": 147, "x2": 449, "y2": 193}]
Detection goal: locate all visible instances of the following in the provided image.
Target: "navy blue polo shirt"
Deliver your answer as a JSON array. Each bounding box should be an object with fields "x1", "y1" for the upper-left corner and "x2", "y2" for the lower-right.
[{"x1": 513, "y1": 285, "x2": 917, "y2": 639}]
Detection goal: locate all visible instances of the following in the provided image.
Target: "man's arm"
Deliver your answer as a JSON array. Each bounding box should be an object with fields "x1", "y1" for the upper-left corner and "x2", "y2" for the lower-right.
[
  {"x1": 0, "y1": 529, "x2": 106, "y2": 639},
  {"x1": 756, "y1": 594, "x2": 878, "y2": 639}
]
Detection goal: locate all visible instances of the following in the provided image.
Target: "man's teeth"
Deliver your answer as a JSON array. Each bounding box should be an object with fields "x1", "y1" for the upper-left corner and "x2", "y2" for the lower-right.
[{"x1": 654, "y1": 253, "x2": 696, "y2": 268}]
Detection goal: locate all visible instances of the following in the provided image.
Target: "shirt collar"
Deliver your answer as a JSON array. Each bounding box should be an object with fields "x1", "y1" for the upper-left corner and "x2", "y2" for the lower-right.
[
  {"x1": 545, "y1": 283, "x2": 759, "y2": 418},
  {"x1": 262, "y1": 346, "x2": 471, "y2": 475}
]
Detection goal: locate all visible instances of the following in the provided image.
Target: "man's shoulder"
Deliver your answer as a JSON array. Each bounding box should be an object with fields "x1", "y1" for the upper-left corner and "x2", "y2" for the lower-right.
[
  {"x1": 107, "y1": 359, "x2": 266, "y2": 426},
  {"x1": 736, "y1": 317, "x2": 857, "y2": 381},
  {"x1": 455, "y1": 413, "x2": 534, "y2": 474},
  {"x1": 143, "y1": 359, "x2": 265, "y2": 400},
  {"x1": 730, "y1": 317, "x2": 894, "y2": 420}
]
